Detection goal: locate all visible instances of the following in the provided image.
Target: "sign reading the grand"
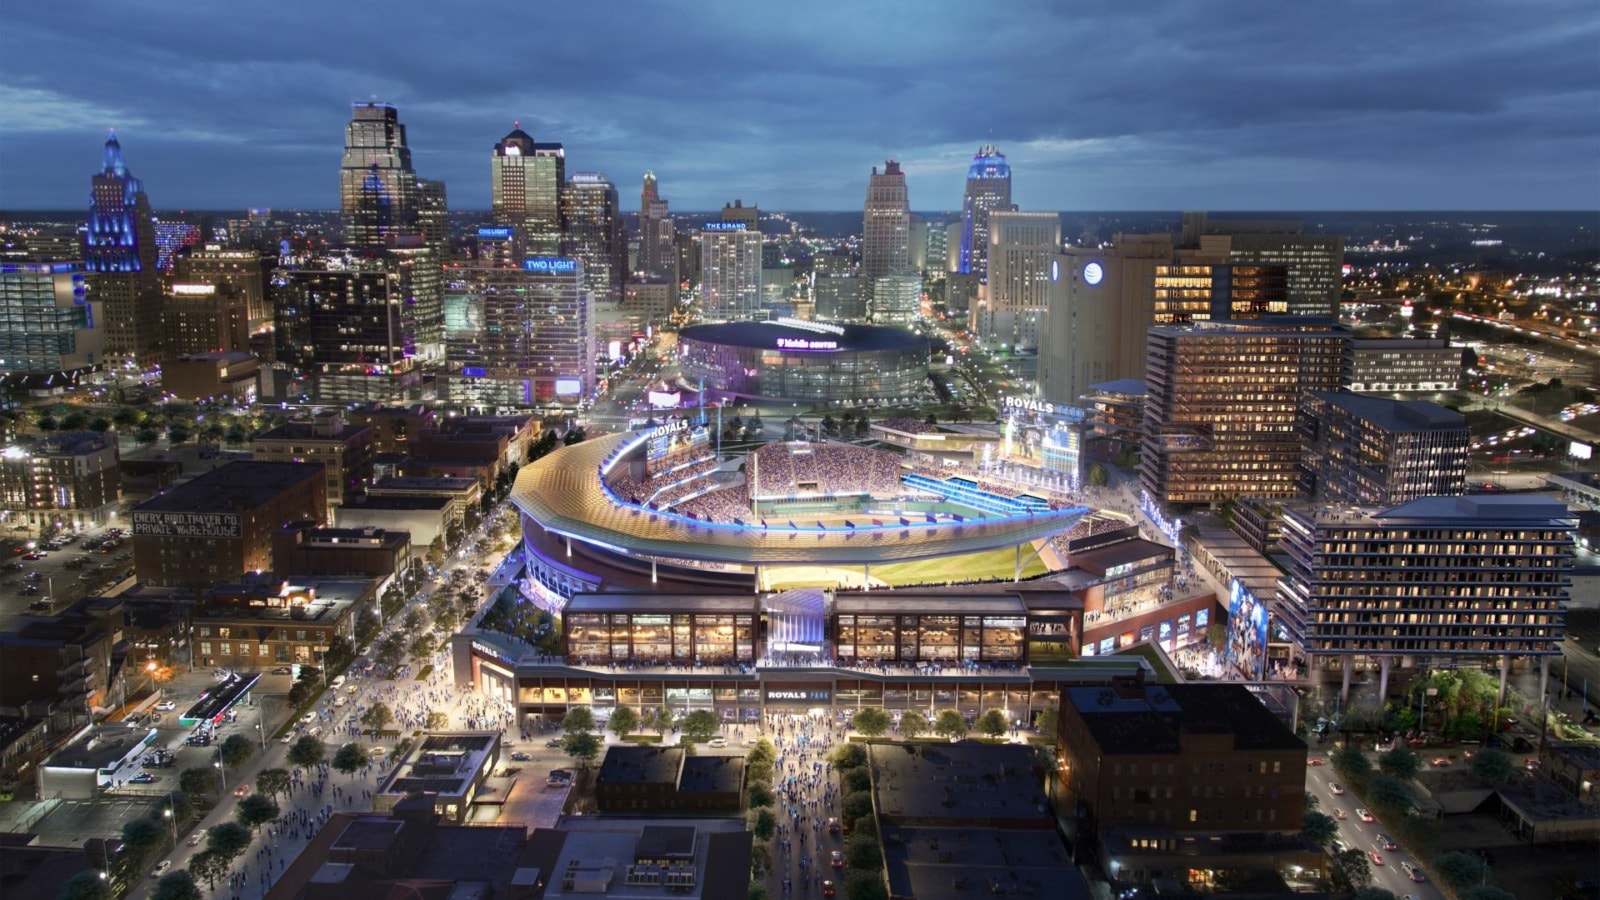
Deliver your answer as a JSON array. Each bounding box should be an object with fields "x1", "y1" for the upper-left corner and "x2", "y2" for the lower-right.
[{"x1": 132, "y1": 511, "x2": 242, "y2": 538}]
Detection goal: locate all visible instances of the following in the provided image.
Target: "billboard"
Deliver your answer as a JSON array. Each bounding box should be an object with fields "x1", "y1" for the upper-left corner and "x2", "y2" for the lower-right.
[
  {"x1": 444, "y1": 294, "x2": 482, "y2": 336},
  {"x1": 132, "y1": 511, "x2": 241, "y2": 538},
  {"x1": 1225, "y1": 579, "x2": 1270, "y2": 680},
  {"x1": 999, "y1": 394, "x2": 1087, "y2": 480},
  {"x1": 644, "y1": 418, "x2": 711, "y2": 474}
]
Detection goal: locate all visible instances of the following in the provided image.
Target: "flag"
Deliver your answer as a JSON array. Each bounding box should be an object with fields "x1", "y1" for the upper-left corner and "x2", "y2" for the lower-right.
[
  {"x1": 951, "y1": 513, "x2": 964, "y2": 522},
  {"x1": 925, "y1": 512, "x2": 937, "y2": 523},
  {"x1": 872, "y1": 519, "x2": 884, "y2": 526},
  {"x1": 816, "y1": 521, "x2": 826, "y2": 530},
  {"x1": 789, "y1": 520, "x2": 797, "y2": 530},
  {"x1": 899, "y1": 517, "x2": 911, "y2": 527},
  {"x1": 844, "y1": 520, "x2": 856, "y2": 529}
]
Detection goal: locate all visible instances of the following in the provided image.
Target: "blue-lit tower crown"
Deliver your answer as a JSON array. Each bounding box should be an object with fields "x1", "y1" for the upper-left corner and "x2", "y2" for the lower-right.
[
  {"x1": 84, "y1": 130, "x2": 156, "y2": 274},
  {"x1": 957, "y1": 143, "x2": 1013, "y2": 280}
]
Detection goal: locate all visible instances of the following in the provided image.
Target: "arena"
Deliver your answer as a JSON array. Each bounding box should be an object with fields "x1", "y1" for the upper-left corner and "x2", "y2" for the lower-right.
[{"x1": 676, "y1": 319, "x2": 929, "y2": 404}]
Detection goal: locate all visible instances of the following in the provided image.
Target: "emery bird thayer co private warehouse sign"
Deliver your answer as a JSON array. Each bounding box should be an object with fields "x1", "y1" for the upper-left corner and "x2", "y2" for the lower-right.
[{"x1": 132, "y1": 511, "x2": 242, "y2": 538}]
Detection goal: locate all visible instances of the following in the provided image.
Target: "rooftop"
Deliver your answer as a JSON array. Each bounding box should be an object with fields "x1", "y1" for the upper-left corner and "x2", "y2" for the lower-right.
[
  {"x1": 678, "y1": 756, "x2": 745, "y2": 794},
  {"x1": 1065, "y1": 682, "x2": 1306, "y2": 755},
  {"x1": 1084, "y1": 378, "x2": 1147, "y2": 397},
  {"x1": 522, "y1": 817, "x2": 750, "y2": 900},
  {"x1": 1306, "y1": 391, "x2": 1465, "y2": 431},
  {"x1": 882, "y1": 824, "x2": 1088, "y2": 900},
  {"x1": 45, "y1": 723, "x2": 151, "y2": 772},
  {"x1": 868, "y1": 742, "x2": 1048, "y2": 822},
  {"x1": 254, "y1": 421, "x2": 373, "y2": 444},
  {"x1": 133, "y1": 461, "x2": 323, "y2": 513},
  {"x1": 564, "y1": 593, "x2": 758, "y2": 615},
  {"x1": 596, "y1": 745, "x2": 682, "y2": 786}
]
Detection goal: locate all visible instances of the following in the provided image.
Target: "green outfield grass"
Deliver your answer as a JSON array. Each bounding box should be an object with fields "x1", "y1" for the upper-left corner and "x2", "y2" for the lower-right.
[{"x1": 872, "y1": 544, "x2": 1050, "y2": 586}]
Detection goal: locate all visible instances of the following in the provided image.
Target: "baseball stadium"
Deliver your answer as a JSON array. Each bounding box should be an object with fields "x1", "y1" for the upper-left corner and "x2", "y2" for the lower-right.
[{"x1": 508, "y1": 418, "x2": 1093, "y2": 603}]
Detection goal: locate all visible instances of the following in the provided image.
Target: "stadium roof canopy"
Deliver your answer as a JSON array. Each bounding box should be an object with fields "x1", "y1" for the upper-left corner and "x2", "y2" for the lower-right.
[
  {"x1": 679, "y1": 320, "x2": 926, "y2": 353},
  {"x1": 510, "y1": 431, "x2": 1089, "y2": 566}
]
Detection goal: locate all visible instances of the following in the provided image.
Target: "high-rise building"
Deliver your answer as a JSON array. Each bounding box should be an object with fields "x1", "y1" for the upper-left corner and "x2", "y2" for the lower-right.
[
  {"x1": 83, "y1": 131, "x2": 162, "y2": 369},
  {"x1": 1180, "y1": 213, "x2": 1343, "y2": 318},
  {"x1": 1298, "y1": 392, "x2": 1469, "y2": 505},
  {"x1": 1277, "y1": 495, "x2": 1573, "y2": 700},
  {"x1": 720, "y1": 199, "x2": 759, "y2": 231},
  {"x1": 417, "y1": 178, "x2": 449, "y2": 258},
  {"x1": 869, "y1": 274, "x2": 922, "y2": 327},
  {"x1": 0, "y1": 430, "x2": 121, "y2": 530},
  {"x1": 562, "y1": 174, "x2": 625, "y2": 304},
  {"x1": 861, "y1": 159, "x2": 910, "y2": 307},
  {"x1": 1140, "y1": 319, "x2": 1350, "y2": 505},
  {"x1": 339, "y1": 102, "x2": 420, "y2": 249},
  {"x1": 273, "y1": 245, "x2": 442, "y2": 402},
  {"x1": 956, "y1": 144, "x2": 1013, "y2": 281},
  {"x1": 443, "y1": 257, "x2": 595, "y2": 406},
  {"x1": 638, "y1": 171, "x2": 676, "y2": 279},
  {"x1": 152, "y1": 220, "x2": 202, "y2": 272},
  {"x1": 162, "y1": 282, "x2": 250, "y2": 358},
  {"x1": 0, "y1": 261, "x2": 102, "y2": 384},
  {"x1": 1349, "y1": 338, "x2": 1463, "y2": 393},
  {"x1": 925, "y1": 218, "x2": 949, "y2": 273},
  {"x1": 173, "y1": 246, "x2": 272, "y2": 333},
  {"x1": 972, "y1": 211, "x2": 1059, "y2": 350},
  {"x1": 491, "y1": 125, "x2": 565, "y2": 256},
  {"x1": 698, "y1": 224, "x2": 762, "y2": 322}
]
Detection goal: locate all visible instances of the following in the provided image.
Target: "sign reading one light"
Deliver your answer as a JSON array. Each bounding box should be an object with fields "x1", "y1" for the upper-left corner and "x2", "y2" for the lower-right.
[
  {"x1": 776, "y1": 338, "x2": 838, "y2": 351},
  {"x1": 523, "y1": 257, "x2": 579, "y2": 273},
  {"x1": 1083, "y1": 262, "x2": 1104, "y2": 286},
  {"x1": 477, "y1": 227, "x2": 514, "y2": 240}
]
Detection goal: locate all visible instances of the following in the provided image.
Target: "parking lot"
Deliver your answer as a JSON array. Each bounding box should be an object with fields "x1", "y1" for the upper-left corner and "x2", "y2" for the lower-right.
[{"x1": 0, "y1": 525, "x2": 132, "y2": 630}]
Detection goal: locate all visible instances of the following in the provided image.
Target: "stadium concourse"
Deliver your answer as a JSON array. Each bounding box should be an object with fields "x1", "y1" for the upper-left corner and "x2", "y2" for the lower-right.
[{"x1": 508, "y1": 429, "x2": 1091, "y2": 593}]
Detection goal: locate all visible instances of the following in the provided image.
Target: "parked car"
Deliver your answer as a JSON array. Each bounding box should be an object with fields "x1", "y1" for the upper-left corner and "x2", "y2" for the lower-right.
[
  {"x1": 300, "y1": 712, "x2": 318, "y2": 725},
  {"x1": 155, "y1": 700, "x2": 176, "y2": 711},
  {"x1": 510, "y1": 751, "x2": 532, "y2": 761},
  {"x1": 129, "y1": 773, "x2": 156, "y2": 784},
  {"x1": 369, "y1": 746, "x2": 387, "y2": 757},
  {"x1": 187, "y1": 833, "x2": 204, "y2": 847},
  {"x1": 708, "y1": 737, "x2": 727, "y2": 748},
  {"x1": 1329, "y1": 783, "x2": 1345, "y2": 795}
]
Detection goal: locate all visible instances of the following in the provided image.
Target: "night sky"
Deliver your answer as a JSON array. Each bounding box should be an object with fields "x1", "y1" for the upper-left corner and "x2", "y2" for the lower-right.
[{"x1": 1, "y1": 1, "x2": 1596, "y2": 212}]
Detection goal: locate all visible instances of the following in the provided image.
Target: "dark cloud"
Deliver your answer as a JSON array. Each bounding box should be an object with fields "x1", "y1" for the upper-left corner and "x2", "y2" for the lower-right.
[{"x1": 1, "y1": 0, "x2": 1595, "y2": 211}]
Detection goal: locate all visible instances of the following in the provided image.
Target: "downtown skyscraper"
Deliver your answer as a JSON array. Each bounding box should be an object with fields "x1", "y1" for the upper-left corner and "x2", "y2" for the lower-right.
[
  {"x1": 562, "y1": 173, "x2": 625, "y2": 304},
  {"x1": 861, "y1": 159, "x2": 911, "y2": 310},
  {"x1": 956, "y1": 144, "x2": 1014, "y2": 281},
  {"x1": 698, "y1": 223, "x2": 762, "y2": 322},
  {"x1": 491, "y1": 124, "x2": 565, "y2": 256},
  {"x1": 83, "y1": 130, "x2": 162, "y2": 369},
  {"x1": 638, "y1": 171, "x2": 676, "y2": 280},
  {"x1": 339, "y1": 102, "x2": 420, "y2": 249}
]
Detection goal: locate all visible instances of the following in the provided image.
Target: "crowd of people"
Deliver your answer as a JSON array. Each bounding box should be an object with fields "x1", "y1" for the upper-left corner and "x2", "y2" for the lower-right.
[
  {"x1": 673, "y1": 483, "x2": 753, "y2": 522},
  {"x1": 764, "y1": 713, "x2": 844, "y2": 896},
  {"x1": 877, "y1": 416, "x2": 937, "y2": 434},
  {"x1": 751, "y1": 442, "x2": 901, "y2": 497}
]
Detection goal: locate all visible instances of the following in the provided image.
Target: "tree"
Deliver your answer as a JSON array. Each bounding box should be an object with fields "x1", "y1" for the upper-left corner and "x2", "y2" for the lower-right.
[
  {"x1": 135, "y1": 427, "x2": 159, "y2": 445},
  {"x1": 1333, "y1": 745, "x2": 1372, "y2": 781},
  {"x1": 360, "y1": 703, "x2": 395, "y2": 737},
  {"x1": 1470, "y1": 748, "x2": 1514, "y2": 784},
  {"x1": 830, "y1": 742, "x2": 868, "y2": 771},
  {"x1": 151, "y1": 870, "x2": 203, "y2": 900},
  {"x1": 750, "y1": 806, "x2": 777, "y2": 841},
  {"x1": 89, "y1": 417, "x2": 112, "y2": 433},
  {"x1": 179, "y1": 766, "x2": 219, "y2": 796},
  {"x1": 841, "y1": 790, "x2": 875, "y2": 825},
  {"x1": 749, "y1": 883, "x2": 771, "y2": 900},
  {"x1": 236, "y1": 793, "x2": 279, "y2": 832},
  {"x1": 748, "y1": 781, "x2": 775, "y2": 809},
  {"x1": 1330, "y1": 848, "x2": 1372, "y2": 891},
  {"x1": 898, "y1": 710, "x2": 929, "y2": 739},
  {"x1": 187, "y1": 850, "x2": 229, "y2": 891},
  {"x1": 644, "y1": 706, "x2": 675, "y2": 736},
  {"x1": 1379, "y1": 746, "x2": 1420, "y2": 781},
  {"x1": 167, "y1": 424, "x2": 191, "y2": 445},
  {"x1": 1086, "y1": 463, "x2": 1109, "y2": 487},
  {"x1": 287, "y1": 735, "x2": 327, "y2": 768},
  {"x1": 1432, "y1": 852, "x2": 1488, "y2": 891},
  {"x1": 218, "y1": 734, "x2": 255, "y2": 769},
  {"x1": 562, "y1": 731, "x2": 601, "y2": 768},
  {"x1": 844, "y1": 832, "x2": 883, "y2": 869},
  {"x1": 851, "y1": 708, "x2": 890, "y2": 738},
  {"x1": 332, "y1": 742, "x2": 370, "y2": 775},
  {"x1": 842, "y1": 868, "x2": 889, "y2": 900},
  {"x1": 355, "y1": 608, "x2": 382, "y2": 642},
  {"x1": 750, "y1": 842, "x2": 773, "y2": 881},
  {"x1": 408, "y1": 632, "x2": 436, "y2": 662},
  {"x1": 120, "y1": 817, "x2": 167, "y2": 866},
  {"x1": 608, "y1": 705, "x2": 639, "y2": 739},
  {"x1": 843, "y1": 768, "x2": 872, "y2": 794},
  {"x1": 424, "y1": 711, "x2": 449, "y2": 730},
  {"x1": 1351, "y1": 889, "x2": 1397, "y2": 900},
  {"x1": 1302, "y1": 811, "x2": 1338, "y2": 848},
  {"x1": 563, "y1": 705, "x2": 597, "y2": 736},
  {"x1": 680, "y1": 709, "x2": 720, "y2": 742},
  {"x1": 57, "y1": 870, "x2": 113, "y2": 900},
  {"x1": 205, "y1": 822, "x2": 251, "y2": 862},
  {"x1": 747, "y1": 737, "x2": 778, "y2": 767},
  {"x1": 976, "y1": 709, "x2": 1008, "y2": 739},
  {"x1": 933, "y1": 709, "x2": 968, "y2": 741},
  {"x1": 256, "y1": 768, "x2": 291, "y2": 800},
  {"x1": 1367, "y1": 774, "x2": 1414, "y2": 814},
  {"x1": 1032, "y1": 708, "x2": 1058, "y2": 737}
]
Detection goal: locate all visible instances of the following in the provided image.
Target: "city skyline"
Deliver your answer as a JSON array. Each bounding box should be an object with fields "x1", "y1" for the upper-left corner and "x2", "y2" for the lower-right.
[{"x1": 1, "y1": 2, "x2": 1597, "y2": 212}]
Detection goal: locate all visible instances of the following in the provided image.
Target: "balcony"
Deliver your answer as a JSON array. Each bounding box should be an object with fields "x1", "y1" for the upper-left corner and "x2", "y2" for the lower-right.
[{"x1": 1151, "y1": 426, "x2": 1213, "y2": 453}]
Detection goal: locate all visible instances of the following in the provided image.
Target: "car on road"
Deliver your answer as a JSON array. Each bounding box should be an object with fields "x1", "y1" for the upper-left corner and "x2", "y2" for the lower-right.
[
  {"x1": 708, "y1": 737, "x2": 727, "y2": 748},
  {"x1": 510, "y1": 751, "x2": 532, "y2": 761},
  {"x1": 821, "y1": 879, "x2": 836, "y2": 897},
  {"x1": 369, "y1": 746, "x2": 387, "y2": 756},
  {"x1": 830, "y1": 850, "x2": 843, "y2": 868},
  {"x1": 1369, "y1": 850, "x2": 1385, "y2": 866},
  {"x1": 1307, "y1": 757, "x2": 1326, "y2": 766},
  {"x1": 1377, "y1": 833, "x2": 1398, "y2": 851},
  {"x1": 155, "y1": 700, "x2": 176, "y2": 711},
  {"x1": 233, "y1": 784, "x2": 251, "y2": 797},
  {"x1": 281, "y1": 730, "x2": 296, "y2": 744},
  {"x1": 827, "y1": 817, "x2": 841, "y2": 834},
  {"x1": 546, "y1": 738, "x2": 563, "y2": 748},
  {"x1": 187, "y1": 833, "x2": 204, "y2": 846},
  {"x1": 129, "y1": 773, "x2": 156, "y2": 784},
  {"x1": 1401, "y1": 862, "x2": 1426, "y2": 882},
  {"x1": 1357, "y1": 808, "x2": 1374, "y2": 823},
  {"x1": 1430, "y1": 756, "x2": 1452, "y2": 767},
  {"x1": 300, "y1": 712, "x2": 318, "y2": 724},
  {"x1": 1333, "y1": 808, "x2": 1347, "y2": 820},
  {"x1": 272, "y1": 667, "x2": 293, "y2": 675},
  {"x1": 1329, "y1": 783, "x2": 1345, "y2": 795},
  {"x1": 151, "y1": 861, "x2": 171, "y2": 878}
]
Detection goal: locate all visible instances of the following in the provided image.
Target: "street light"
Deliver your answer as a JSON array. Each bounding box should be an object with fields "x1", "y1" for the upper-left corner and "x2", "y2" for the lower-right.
[
  {"x1": 162, "y1": 803, "x2": 177, "y2": 847},
  {"x1": 213, "y1": 758, "x2": 226, "y2": 792}
]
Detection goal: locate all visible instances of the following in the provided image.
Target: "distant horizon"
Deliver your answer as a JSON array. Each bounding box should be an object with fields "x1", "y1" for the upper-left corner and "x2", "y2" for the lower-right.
[{"x1": 3, "y1": 207, "x2": 1595, "y2": 217}]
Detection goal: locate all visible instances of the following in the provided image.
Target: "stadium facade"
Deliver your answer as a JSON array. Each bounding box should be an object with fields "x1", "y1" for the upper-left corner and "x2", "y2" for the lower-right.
[{"x1": 677, "y1": 319, "x2": 928, "y2": 405}]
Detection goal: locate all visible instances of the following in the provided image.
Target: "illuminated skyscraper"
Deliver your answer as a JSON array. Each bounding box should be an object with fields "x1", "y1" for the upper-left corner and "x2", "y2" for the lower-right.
[
  {"x1": 173, "y1": 246, "x2": 272, "y2": 334},
  {"x1": 443, "y1": 257, "x2": 594, "y2": 406},
  {"x1": 698, "y1": 224, "x2": 762, "y2": 322},
  {"x1": 956, "y1": 144, "x2": 1013, "y2": 281},
  {"x1": 417, "y1": 178, "x2": 449, "y2": 258},
  {"x1": 973, "y1": 211, "x2": 1059, "y2": 350},
  {"x1": 83, "y1": 130, "x2": 162, "y2": 368},
  {"x1": 491, "y1": 125, "x2": 565, "y2": 255},
  {"x1": 639, "y1": 171, "x2": 676, "y2": 279},
  {"x1": 339, "y1": 102, "x2": 419, "y2": 249},
  {"x1": 562, "y1": 174, "x2": 625, "y2": 304},
  {"x1": 861, "y1": 159, "x2": 910, "y2": 306}
]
